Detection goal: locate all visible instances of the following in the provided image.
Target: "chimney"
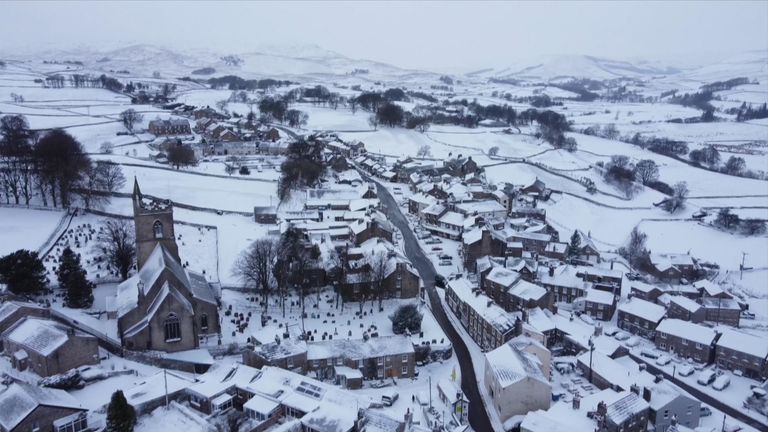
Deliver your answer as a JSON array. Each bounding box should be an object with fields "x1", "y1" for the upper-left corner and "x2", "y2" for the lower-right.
[
  {"x1": 67, "y1": 327, "x2": 75, "y2": 337},
  {"x1": 514, "y1": 317, "x2": 522, "y2": 336},
  {"x1": 611, "y1": 260, "x2": 614, "y2": 270},
  {"x1": 487, "y1": 300, "x2": 493, "y2": 308},
  {"x1": 643, "y1": 387, "x2": 652, "y2": 402},
  {"x1": 630, "y1": 384, "x2": 640, "y2": 396},
  {"x1": 572, "y1": 395, "x2": 581, "y2": 410},
  {"x1": 404, "y1": 408, "x2": 413, "y2": 426},
  {"x1": 654, "y1": 374, "x2": 664, "y2": 383},
  {"x1": 593, "y1": 325, "x2": 602, "y2": 337},
  {"x1": 549, "y1": 266, "x2": 555, "y2": 277},
  {"x1": 597, "y1": 401, "x2": 607, "y2": 417}
]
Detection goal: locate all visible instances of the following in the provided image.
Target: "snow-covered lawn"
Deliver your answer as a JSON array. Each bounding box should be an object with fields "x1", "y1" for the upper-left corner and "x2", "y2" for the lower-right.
[{"x1": 0, "y1": 206, "x2": 66, "y2": 255}]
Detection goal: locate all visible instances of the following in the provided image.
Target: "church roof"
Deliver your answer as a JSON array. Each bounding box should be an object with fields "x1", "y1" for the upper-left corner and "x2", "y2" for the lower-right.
[{"x1": 116, "y1": 244, "x2": 216, "y2": 319}]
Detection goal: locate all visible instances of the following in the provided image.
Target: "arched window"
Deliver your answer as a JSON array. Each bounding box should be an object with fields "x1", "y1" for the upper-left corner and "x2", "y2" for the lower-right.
[
  {"x1": 153, "y1": 221, "x2": 164, "y2": 239},
  {"x1": 201, "y1": 314, "x2": 209, "y2": 331},
  {"x1": 164, "y1": 313, "x2": 181, "y2": 342}
]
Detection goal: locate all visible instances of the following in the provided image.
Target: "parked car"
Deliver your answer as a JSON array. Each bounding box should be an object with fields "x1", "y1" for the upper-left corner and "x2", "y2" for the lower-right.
[
  {"x1": 712, "y1": 375, "x2": 731, "y2": 391},
  {"x1": 434, "y1": 275, "x2": 446, "y2": 289},
  {"x1": 416, "y1": 232, "x2": 431, "y2": 240},
  {"x1": 700, "y1": 406, "x2": 712, "y2": 417},
  {"x1": 677, "y1": 364, "x2": 695, "y2": 377},
  {"x1": 579, "y1": 314, "x2": 595, "y2": 326},
  {"x1": 614, "y1": 331, "x2": 630, "y2": 341},
  {"x1": 603, "y1": 327, "x2": 619, "y2": 337},
  {"x1": 425, "y1": 238, "x2": 442, "y2": 244},
  {"x1": 439, "y1": 260, "x2": 452, "y2": 266},
  {"x1": 697, "y1": 370, "x2": 717, "y2": 386},
  {"x1": 656, "y1": 355, "x2": 672, "y2": 366},
  {"x1": 641, "y1": 350, "x2": 660, "y2": 360},
  {"x1": 438, "y1": 254, "x2": 452, "y2": 260},
  {"x1": 625, "y1": 337, "x2": 640, "y2": 347},
  {"x1": 741, "y1": 311, "x2": 756, "y2": 320},
  {"x1": 381, "y1": 390, "x2": 399, "y2": 407}
]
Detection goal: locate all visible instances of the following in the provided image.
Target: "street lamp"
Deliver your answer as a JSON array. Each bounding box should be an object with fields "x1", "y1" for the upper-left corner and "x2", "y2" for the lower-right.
[{"x1": 588, "y1": 336, "x2": 595, "y2": 384}]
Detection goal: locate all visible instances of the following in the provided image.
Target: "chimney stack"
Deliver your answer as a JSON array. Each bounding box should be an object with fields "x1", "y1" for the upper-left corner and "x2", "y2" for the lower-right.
[
  {"x1": 572, "y1": 396, "x2": 581, "y2": 410},
  {"x1": 549, "y1": 266, "x2": 555, "y2": 277}
]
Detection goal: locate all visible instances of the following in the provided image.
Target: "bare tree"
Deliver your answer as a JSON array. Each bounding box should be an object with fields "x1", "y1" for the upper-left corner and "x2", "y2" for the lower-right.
[
  {"x1": 233, "y1": 237, "x2": 279, "y2": 314},
  {"x1": 119, "y1": 109, "x2": 143, "y2": 133},
  {"x1": 368, "y1": 251, "x2": 390, "y2": 311},
  {"x1": 348, "y1": 97, "x2": 358, "y2": 115},
  {"x1": 633, "y1": 159, "x2": 659, "y2": 185},
  {"x1": 662, "y1": 181, "x2": 689, "y2": 213},
  {"x1": 100, "y1": 141, "x2": 114, "y2": 154},
  {"x1": 96, "y1": 219, "x2": 135, "y2": 281},
  {"x1": 76, "y1": 161, "x2": 126, "y2": 209},
  {"x1": 416, "y1": 144, "x2": 432, "y2": 158},
  {"x1": 368, "y1": 114, "x2": 379, "y2": 131},
  {"x1": 488, "y1": 146, "x2": 500, "y2": 157}
]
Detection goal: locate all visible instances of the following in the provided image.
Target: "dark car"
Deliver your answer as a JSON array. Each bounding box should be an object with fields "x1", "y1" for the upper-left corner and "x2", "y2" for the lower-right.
[{"x1": 434, "y1": 275, "x2": 446, "y2": 288}]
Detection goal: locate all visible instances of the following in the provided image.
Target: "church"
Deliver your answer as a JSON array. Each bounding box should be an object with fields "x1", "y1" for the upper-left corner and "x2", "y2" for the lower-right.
[{"x1": 115, "y1": 179, "x2": 220, "y2": 352}]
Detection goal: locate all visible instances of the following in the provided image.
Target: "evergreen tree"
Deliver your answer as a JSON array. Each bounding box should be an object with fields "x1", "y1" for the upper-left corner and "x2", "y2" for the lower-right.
[
  {"x1": 568, "y1": 231, "x2": 582, "y2": 258},
  {"x1": 57, "y1": 247, "x2": 94, "y2": 308},
  {"x1": 107, "y1": 390, "x2": 136, "y2": 432},
  {"x1": 0, "y1": 249, "x2": 47, "y2": 295}
]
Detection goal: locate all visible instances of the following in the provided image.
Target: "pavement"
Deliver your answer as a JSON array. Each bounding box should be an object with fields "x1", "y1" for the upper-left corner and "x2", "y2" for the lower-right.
[{"x1": 364, "y1": 172, "x2": 494, "y2": 432}]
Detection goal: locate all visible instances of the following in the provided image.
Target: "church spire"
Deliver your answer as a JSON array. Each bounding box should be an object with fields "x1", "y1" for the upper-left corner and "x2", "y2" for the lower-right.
[{"x1": 133, "y1": 176, "x2": 142, "y2": 199}]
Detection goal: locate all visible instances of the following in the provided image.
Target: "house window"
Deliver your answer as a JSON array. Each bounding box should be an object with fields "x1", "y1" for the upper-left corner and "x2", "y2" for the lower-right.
[
  {"x1": 201, "y1": 314, "x2": 209, "y2": 331},
  {"x1": 153, "y1": 221, "x2": 164, "y2": 239},
  {"x1": 287, "y1": 356, "x2": 294, "y2": 368},
  {"x1": 402, "y1": 354, "x2": 408, "y2": 363},
  {"x1": 55, "y1": 416, "x2": 87, "y2": 432},
  {"x1": 164, "y1": 313, "x2": 182, "y2": 342},
  {"x1": 377, "y1": 357, "x2": 383, "y2": 365},
  {"x1": 402, "y1": 365, "x2": 408, "y2": 374}
]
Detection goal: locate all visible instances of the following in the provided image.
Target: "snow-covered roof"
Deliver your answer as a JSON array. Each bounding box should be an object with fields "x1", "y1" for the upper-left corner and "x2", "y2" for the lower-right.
[
  {"x1": 651, "y1": 253, "x2": 694, "y2": 271},
  {"x1": 668, "y1": 295, "x2": 702, "y2": 313},
  {"x1": 618, "y1": 297, "x2": 666, "y2": 323},
  {"x1": 486, "y1": 339, "x2": 547, "y2": 388},
  {"x1": 306, "y1": 335, "x2": 414, "y2": 361},
  {"x1": 243, "y1": 391, "x2": 281, "y2": 415},
  {"x1": 656, "y1": 319, "x2": 717, "y2": 345},
  {"x1": 605, "y1": 391, "x2": 649, "y2": 425},
  {"x1": 125, "y1": 370, "x2": 195, "y2": 407},
  {"x1": 455, "y1": 200, "x2": 506, "y2": 215},
  {"x1": 538, "y1": 265, "x2": 591, "y2": 291},
  {"x1": 692, "y1": 279, "x2": 724, "y2": 297},
  {"x1": 408, "y1": 193, "x2": 437, "y2": 206},
  {"x1": 448, "y1": 278, "x2": 519, "y2": 334},
  {"x1": 699, "y1": 297, "x2": 740, "y2": 310},
  {"x1": 462, "y1": 227, "x2": 484, "y2": 245},
  {"x1": 526, "y1": 307, "x2": 556, "y2": 333},
  {"x1": 3, "y1": 318, "x2": 86, "y2": 356},
  {"x1": 0, "y1": 382, "x2": 83, "y2": 431},
  {"x1": 187, "y1": 363, "x2": 262, "y2": 398},
  {"x1": 584, "y1": 289, "x2": 615, "y2": 305},
  {"x1": 717, "y1": 329, "x2": 768, "y2": 359},
  {"x1": 647, "y1": 380, "x2": 692, "y2": 411},
  {"x1": 486, "y1": 267, "x2": 520, "y2": 288},
  {"x1": 509, "y1": 280, "x2": 547, "y2": 301},
  {"x1": 577, "y1": 351, "x2": 635, "y2": 392},
  {"x1": 629, "y1": 281, "x2": 661, "y2": 294},
  {"x1": 253, "y1": 339, "x2": 308, "y2": 361},
  {"x1": 438, "y1": 211, "x2": 465, "y2": 227}
]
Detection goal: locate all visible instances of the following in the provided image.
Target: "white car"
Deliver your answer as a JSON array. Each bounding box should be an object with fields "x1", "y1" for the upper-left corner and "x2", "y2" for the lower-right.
[
  {"x1": 697, "y1": 370, "x2": 716, "y2": 386},
  {"x1": 625, "y1": 337, "x2": 640, "y2": 347},
  {"x1": 712, "y1": 374, "x2": 730, "y2": 391},
  {"x1": 655, "y1": 355, "x2": 672, "y2": 366},
  {"x1": 677, "y1": 364, "x2": 695, "y2": 377},
  {"x1": 603, "y1": 327, "x2": 619, "y2": 337},
  {"x1": 614, "y1": 331, "x2": 630, "y2": 341}
]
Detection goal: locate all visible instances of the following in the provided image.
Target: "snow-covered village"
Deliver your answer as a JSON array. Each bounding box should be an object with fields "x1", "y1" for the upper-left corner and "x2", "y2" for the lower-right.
[{"x1": 0, "y1": 2, "x2": 767, "y2": 432}]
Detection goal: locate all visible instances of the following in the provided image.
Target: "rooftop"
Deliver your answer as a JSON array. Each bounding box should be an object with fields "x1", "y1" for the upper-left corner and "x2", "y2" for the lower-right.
[
  {"x1": 717, "y1": 329, "x2": 768, "y2": 358},
  {"x1": 656, "y1": 319, "x2": 717, "y2": 345},
  {"x1": 618, "y1": 297, "x2": 666, "y2": 323},
  {"x1": 486, "y1": 339, "x2": 548, "y2": 388}
]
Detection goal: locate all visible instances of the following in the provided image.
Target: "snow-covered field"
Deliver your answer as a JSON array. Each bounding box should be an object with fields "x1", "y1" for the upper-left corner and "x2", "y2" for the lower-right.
[{"x1": 0, "y1": 206, "x2": 66, "y2": 255}]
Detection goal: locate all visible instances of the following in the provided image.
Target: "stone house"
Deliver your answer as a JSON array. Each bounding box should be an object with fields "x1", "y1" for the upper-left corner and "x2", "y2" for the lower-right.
[
  {"x1": 0, "y1": 301, "x2": 50, "y2": 333},
  {"x1": 446, "y1": 278, "x2": 521, "y2": 351},
  {"x1": 437, "y1": 379, "x2": 469, "y2": 425},
  {"x1": 583, "y1": 289, "x2": 617, "y2": 321},
  {"x1": 185, "y1": 363, "x2": 262, "y2": 415},
  {"x1": 148, "y1": 118, "x2": 191, "y2": 136},
  {"x1": 306, "y1": 336, "x2": 416, "y2": 380},
  {"x1": 538, "y1": 265, "x2": 592, "y2": 304},
  {"x1": 654, "y1": 319, "x2": 717, "y2": 364},
  {"x1": 629, "y1": 282, "x2": 663, "y2": 304},
  {"x1": 666, "y1": 296, "x2": 705, "y2": 323},
  {"x1": 699, "y1": 297, "x2": 741, "y2": 327},
  {"x1": 341, "y1": 239, "x2": 420, "y2": 301},
  {"x1": 253, "y1": 206, "x2": 278, "y2": 224},
  {"x1": 0, "y1": 382, "x2": 88, "y2": 432},
  {"x1": 647, "y1": 381, "x2": 701, "y2": 432},
  {"x1": 2, "y1": 318, "x2": 99, "y2": 377},
  {"x1": 715, "y1": 329, "x2": 768, "y2": 379},
  {"x1": 243, "y1": 339, "x2": 308, "y2": 374},
  {"x1": 484, "y1": 337, "x2": 551, "y2": 425},
  {"x1": 617, "y1": 298, "x2": 666, "y2": 338}
]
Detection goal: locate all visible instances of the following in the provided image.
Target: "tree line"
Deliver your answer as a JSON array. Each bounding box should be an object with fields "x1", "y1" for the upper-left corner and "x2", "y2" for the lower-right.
[
  {"x1": 208, "y1": 75, "x2": 292, "y2": 91},
  {"x1": 0, "y1": 114, "x2": 126, "y2": 208}
]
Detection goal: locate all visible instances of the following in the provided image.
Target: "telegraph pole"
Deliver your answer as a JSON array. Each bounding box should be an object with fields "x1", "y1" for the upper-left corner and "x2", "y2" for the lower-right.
[{"x1": 740, "y1": 252, "x2": 747, "y2": 280}]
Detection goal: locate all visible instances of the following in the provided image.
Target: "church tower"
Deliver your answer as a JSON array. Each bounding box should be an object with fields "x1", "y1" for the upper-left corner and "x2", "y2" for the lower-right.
[{"x1": 132, "y1": 178, "x2": 180, "y2": 268}]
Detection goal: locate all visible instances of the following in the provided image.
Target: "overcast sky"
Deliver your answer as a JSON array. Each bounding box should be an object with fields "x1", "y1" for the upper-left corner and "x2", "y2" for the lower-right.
[{"x1": 2, "y1": 1, "x2": 766, "y2": 70}]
